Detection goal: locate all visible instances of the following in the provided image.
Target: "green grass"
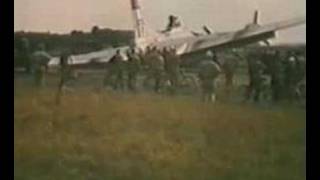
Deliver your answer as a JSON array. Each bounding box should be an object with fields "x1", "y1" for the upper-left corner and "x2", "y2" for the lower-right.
[{"x1": 14, "y1": 86, "x2": 305, "y2": 180}]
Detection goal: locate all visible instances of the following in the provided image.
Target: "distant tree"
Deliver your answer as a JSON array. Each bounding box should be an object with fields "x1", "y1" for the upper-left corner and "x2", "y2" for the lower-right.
[
  {"x1": 91, "y1": 26, "x2": 100, "y2": 34},
  {"x1": 14, "y1": 29, "x2": 133, "y2": 62},
  {"x1": 70, "y1": 30, "x2": 83, "y2": 36},
  {"x1": 70, "y1": 30, "x2": 78, "y2": 36}
]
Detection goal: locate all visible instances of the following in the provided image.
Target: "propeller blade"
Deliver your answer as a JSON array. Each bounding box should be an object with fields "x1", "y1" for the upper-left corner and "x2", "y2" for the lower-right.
[
  {"x1": 203, "y1": 26, "x2": 212, "y2": 35},
  {"x1": 253, "y1": 10, "x2": 259, "y2": 24}
]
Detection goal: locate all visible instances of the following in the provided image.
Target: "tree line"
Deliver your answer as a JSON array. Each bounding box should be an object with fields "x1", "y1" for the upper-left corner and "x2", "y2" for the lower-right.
[{"x1": 14, "y1": 26, "x2": 134, "y2": 57}]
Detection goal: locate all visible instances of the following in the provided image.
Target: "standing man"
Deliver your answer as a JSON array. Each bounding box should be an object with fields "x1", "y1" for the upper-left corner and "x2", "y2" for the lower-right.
[
  {"x1": 55, "y1": 51, "x2": 71, "y2": 105},
  {"x1": 197, "y1": 51, "x2": 222, "y2": 103},
  {"x1": 269, "y1": 50, "x2": 284, "y2": 102},
  {"x1": 295, "y1": 52, "x2": 306, "y2": 82},
  {"x1": 20, "y1": 38, "x2": 31, "y2": 73},
  {"x1": 32, "y1": 59, "x2": 46, "y2": 87},
  {"x1": 223, "y1": 49, "x2": 239, "y2": 95},
  {"x1": 244, "y1": 49, "x2": 268, "y2": 102},
  {"x1": 163, "y1": 47, "x2": 181, "y2": 94},
  {"x1": 126, "y1": 48, "x2": 141, "y2": 92},
  {"x1": 104, "y1": 49, "x2": 126, "y2": 91},
  {"x1": 31, "y1": 44, "x2": 52, "y2": 87},
  {"x1": 246, "y1": 57, "x2": 266, "y2": 102},
  {"x1": 147, "y1": 47, "x2": 165, "y2": 93},
  {"x1": 283, "y1": 51, "x2": 298, "y2": 101}
]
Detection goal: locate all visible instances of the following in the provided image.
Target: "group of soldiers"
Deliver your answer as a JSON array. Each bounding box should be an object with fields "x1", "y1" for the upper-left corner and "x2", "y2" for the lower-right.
[
  {"x1": 98, "y1": 46, "x2": 224, "y2": 103},
  {"x1": 244, "y1": 49, "x2": 306, "y2": 103},
  {"x1": 103, "y1": 46, "x2": 181, "y2": 95},
  {"x1": 18, "y1": 37, "x2": 305, "y2": 104}
]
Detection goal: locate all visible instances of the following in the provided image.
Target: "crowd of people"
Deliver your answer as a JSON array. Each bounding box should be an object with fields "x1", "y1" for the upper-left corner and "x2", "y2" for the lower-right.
[
  {"x1": 244, "y1": 49, "x2": 306, "y2": 103},
  {"x1": 103, "y1": 47, "x2": 181, "y2": 94},
  {"x1": 17, "y1": 39, "x2": 306, "y2": 105}
]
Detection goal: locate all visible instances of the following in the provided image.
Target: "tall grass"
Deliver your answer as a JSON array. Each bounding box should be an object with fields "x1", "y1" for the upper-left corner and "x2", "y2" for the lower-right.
[{"x1": 14, "y1": 87, "x2": 305, "y2": 180}]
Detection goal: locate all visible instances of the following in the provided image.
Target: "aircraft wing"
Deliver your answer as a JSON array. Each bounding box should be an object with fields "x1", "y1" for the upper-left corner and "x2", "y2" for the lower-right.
[
  {"x1": 178, "y1": 16, "x2": 306, "y2": 56},
  {"x1": 48, "y1": 46, "x2": 130, "y2": 67}
]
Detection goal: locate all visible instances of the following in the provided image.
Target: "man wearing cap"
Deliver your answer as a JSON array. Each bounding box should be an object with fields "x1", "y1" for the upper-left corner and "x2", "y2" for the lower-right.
[{"x1": 197, "y1": 51, "x2": 222, "y2": 102}]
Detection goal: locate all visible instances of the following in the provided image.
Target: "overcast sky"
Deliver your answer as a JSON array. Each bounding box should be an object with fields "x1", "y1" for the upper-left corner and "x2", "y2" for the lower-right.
[{"x1": 14, "y1": 0, "x2": 306, "y2": 44}]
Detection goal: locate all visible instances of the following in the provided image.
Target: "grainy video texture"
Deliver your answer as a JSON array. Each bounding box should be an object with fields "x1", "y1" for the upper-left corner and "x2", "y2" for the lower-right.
[{"x1": 14, "y1": 0, "x2": 306, "y2": 179}]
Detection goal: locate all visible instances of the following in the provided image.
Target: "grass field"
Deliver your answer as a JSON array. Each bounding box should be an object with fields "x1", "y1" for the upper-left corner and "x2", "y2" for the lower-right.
[{"x1": 14, "y1": 75, "x2": 305, "y2": 180}]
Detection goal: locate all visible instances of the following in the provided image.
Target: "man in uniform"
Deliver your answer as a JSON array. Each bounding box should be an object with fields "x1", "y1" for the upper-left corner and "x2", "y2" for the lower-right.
[
  {"x1": 31, "y1": 44, "x2": 52, "y2": 87},
  {"x1": 20, "y1": 38, "x2": 32, "y2": 73},
  {"x1": 223, "y1": 49, "x2": 239, "y2": 95},
  {"x1": 56, "y1": 51, "x2": 71, "y2": 105},
  {"x1": 126, "y1": 48, "x2": 141, "y2": 92},
  {"x1": 146, "y1": 47, "x2": 165, "y2": 93},
  {"x1": 246, "y1": 55, "x2": 266, "y2": 102},
  {"x1": 104, "y1": 49, "x2": 126, "y2": 91},
  {"x1": 32, "y1": 58, "x2": 47, "y2": 87},
  {"x1": 295, "y1": 52, "x2": 306, "y2": 82},
  {"x1": 247, "y1": 55, "x2": 265, "y2": 102},
  {"x1": 283, "y1": 51, "x2": 298, "y2": 101},
  {"x1": 197, "y1": 51, "x2": 222, "y2": 102},
  {"x1": 268, "y1": 50, "x2": 284, "y2": 102},
  {"x1": 163, "y1": 47, "x2": 181, "y2": 94}
]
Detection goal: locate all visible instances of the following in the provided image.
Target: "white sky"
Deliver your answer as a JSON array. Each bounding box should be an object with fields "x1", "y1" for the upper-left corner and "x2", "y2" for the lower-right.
[{"x1": 14, "y1": 0, "x2": 306, "y2": 44}]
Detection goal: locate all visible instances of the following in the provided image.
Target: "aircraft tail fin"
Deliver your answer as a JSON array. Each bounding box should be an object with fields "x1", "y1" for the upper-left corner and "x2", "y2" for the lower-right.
[{"x1": 130, "y1": 0, "x2": 145, "y2": 41}]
